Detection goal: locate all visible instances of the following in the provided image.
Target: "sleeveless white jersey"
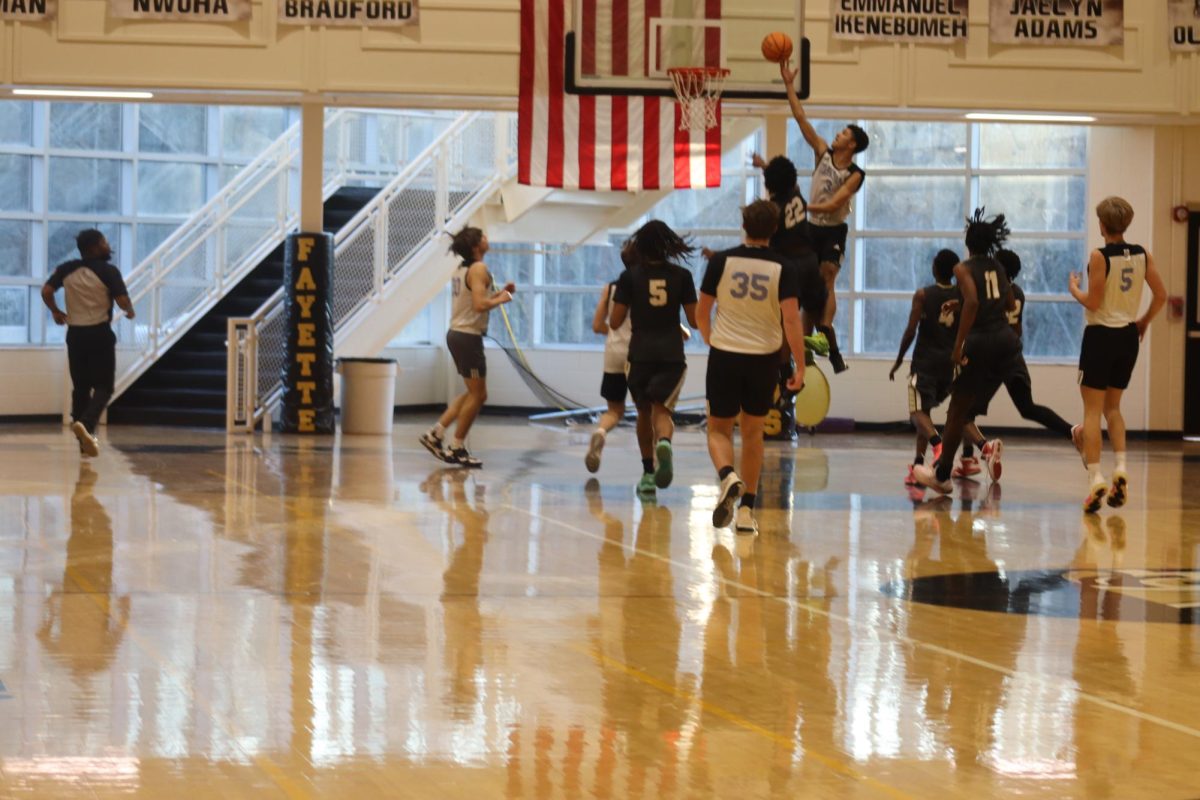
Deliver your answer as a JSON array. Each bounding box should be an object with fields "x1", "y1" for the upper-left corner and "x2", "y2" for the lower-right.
[
  {"x1": 449, "y1": 262, "x2": 490, "y2": 335},
  {"x1": 602, "y1": 282, "x2": 631, "y2": 373},
  {"x1": 808, "y1": 150, "x2": 862, "y2": 227},
  {"x1": 701, "y1": 246, "x2": 798, "y2": 355},
  {"x1": 1086, "y1": 244, "x2": 1146, "y2": 328}
]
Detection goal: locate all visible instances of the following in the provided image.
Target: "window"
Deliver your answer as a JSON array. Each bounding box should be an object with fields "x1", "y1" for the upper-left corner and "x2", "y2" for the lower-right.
[
  {"x1": 789, "y1": 120, "x2": 1088, "y2": 360},
  {"x1": 0, "y1": 101, "x2": 303, "y2": 344}
]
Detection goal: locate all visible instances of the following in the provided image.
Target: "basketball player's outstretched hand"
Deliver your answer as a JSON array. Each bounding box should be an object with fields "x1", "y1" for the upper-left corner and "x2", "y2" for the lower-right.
[
  {"x1": 751, "y1": 153, "x2": 767, "y2": 170},
  {"x1": 780, "y1": 62, "x2": 798, "y2": 85}
]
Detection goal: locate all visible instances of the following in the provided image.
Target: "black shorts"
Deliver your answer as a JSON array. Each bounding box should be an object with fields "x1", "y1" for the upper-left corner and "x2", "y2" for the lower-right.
[
  {"x1": 626, "y1": 361, "x2": 686, "y2": 409},
  {"x1": 600, "y1": 371, "x2": 628, "y2": 403},
  {"x1": 908, "y1": 366, "x2": 952, "y2": 414},
  {"x1": 706, "y1": 347, "x2": 779, "y2": 418},
  {"x1": 1078, "y1": 323, "x2": 1139, "y2": 390},
  {"x1": 809, "y1": 223, "x2": 848, "y2": 268},
  {"x1": 971, "y1": 355, "x2": 1030, "y2": 418},
  {"x1": 953, "y1": 327, "x2": 1021, "y2": 406},
  {"x1": 796, "y1": 251, "x2": 828, "y2": 318},
  {"x1": 446, "y1": 330, "x2": 486, "y2": 379}
]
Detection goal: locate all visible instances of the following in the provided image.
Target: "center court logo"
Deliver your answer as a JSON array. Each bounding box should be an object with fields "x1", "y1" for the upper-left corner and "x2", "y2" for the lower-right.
[{"x1": 883, "y1": 568, "x2": 1200, "y2": 625}]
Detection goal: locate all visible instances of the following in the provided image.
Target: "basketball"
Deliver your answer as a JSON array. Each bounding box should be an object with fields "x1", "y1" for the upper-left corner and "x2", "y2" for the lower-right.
[{"x1": 761, "y1": 31, "x2": 793, "y2": 64}]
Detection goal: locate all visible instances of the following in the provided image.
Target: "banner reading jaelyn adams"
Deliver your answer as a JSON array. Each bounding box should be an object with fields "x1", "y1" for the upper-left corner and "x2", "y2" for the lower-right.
[
  {"x1": 832, "y1": 0, "x2": 970, "y2": 44},
  {"x1": 278, "y1": 0, "x2": 416, "y2": 27},
  {"x1": 108, "y1": 0, "x2": 250, "y2": 20},
  {"x1": 1169, "y1": 0, "x2": 1200, "y2": 52},
  {"x1": 1, "y1": 0, "x2": 55, "y2": 20},
  {"x1": 990, "y1": 0, "x2": 1123, "y2": 46}
]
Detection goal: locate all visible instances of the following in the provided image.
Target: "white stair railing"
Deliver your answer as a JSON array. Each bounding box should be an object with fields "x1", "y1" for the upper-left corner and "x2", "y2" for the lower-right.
[
  {"x1": 227, "y1": 112, "x2": 513, "y2": 432},
  {"x1": 106, "y1": 110, "x2": 354, "y2": 407}
]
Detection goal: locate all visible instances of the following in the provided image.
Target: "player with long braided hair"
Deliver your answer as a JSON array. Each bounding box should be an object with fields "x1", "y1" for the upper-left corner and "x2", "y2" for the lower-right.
[{"x1": 913, "y1": 209, "x2": 1019, "y2": 494}]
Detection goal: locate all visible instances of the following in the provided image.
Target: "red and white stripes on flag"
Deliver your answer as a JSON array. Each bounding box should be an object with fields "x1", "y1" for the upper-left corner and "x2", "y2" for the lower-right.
[{"x1": 518, "y1": 0, "x2": 723, "y2": 191}]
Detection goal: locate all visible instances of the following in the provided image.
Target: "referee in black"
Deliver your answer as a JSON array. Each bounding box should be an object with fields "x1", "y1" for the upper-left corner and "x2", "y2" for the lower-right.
[{"x1": 41, "y1": 229, "x2": 135, "y2": 458}]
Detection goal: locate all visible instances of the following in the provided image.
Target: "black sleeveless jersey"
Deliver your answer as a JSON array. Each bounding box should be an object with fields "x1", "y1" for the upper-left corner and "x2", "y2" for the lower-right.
[
  {"x1": 768, "y1": 186, "x2": 814, "y2": 258},
  {"x1": 912, "y1": 282, "x2": 960, "y2": 371},
  {"x1": 613, "y1": 261, "x2": 698, "y2": 364},
  {"x1": 962, "y1": 255, "x2": 1011, "y2": 333}
]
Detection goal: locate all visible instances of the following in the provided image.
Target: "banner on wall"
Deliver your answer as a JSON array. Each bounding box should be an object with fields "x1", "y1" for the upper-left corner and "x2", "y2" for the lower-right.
[
  {"x1": 990, "y1": 0, "x2": 1123, "y2": 46},
  {"x1": 280, "y1": 232, "x2": 336, "y2": 435},
  {"x1": 830, "y1": 0, "x2": 970, "y2": 43},
  {"x1": 1169, "y1": 0, "x2": 1200, "y2": 51},
  {"x1": 1, "y1": 0, "x2": 55, "y2": 20},
  {"x1": 277, "y1": 0, "x2": 416, "y2": 26},
  {"x1": 108, "y1": 0, "x2": 250, "y2": 20}
]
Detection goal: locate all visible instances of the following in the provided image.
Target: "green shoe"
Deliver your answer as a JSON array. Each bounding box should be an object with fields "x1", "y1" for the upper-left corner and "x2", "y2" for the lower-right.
[
  {"x1": 803, "y1": 331, "x2": 830, "y2": 357},
  {"x1": 654, "y1": 439, "x2": 674, "y2": 489},
  {"x1": 637, "y1": 472, "x2": 657, "y2": 497}
]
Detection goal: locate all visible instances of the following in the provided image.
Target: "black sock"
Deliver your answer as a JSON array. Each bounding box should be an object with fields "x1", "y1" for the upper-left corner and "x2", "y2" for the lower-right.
[
  {"x1": 936, "y1": 462, "x2": 952, "y2": 482},
  {"x1": 974, "y1": 437, "x2": 986, "y2": 450},
  {"x1": 962, "y1": 444, "x2": 974, "y2": 458},
  {"x1": 642, "y1": 458, "x2": 654, "y2": 474},
  {"x1": 818, "y1": 324, "x2": 841, "y2": 354},
  {"x1": 914, "y1": 455, "x2": 925, "y2": 465},
  {"x1": 718, "y1": 465, "x2": 734, "y2": 481},
  {"x1": 930, "y1": 434, "x2": 942, "y2": 446},
  {"x1": 740, "y1": 493, "x2": 756, "y2": 509}
]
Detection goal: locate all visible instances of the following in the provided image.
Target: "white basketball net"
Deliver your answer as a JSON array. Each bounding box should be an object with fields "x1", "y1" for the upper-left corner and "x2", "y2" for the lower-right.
[{"x1": 667, "y1": 67, "x2": 730, "y2": 132}]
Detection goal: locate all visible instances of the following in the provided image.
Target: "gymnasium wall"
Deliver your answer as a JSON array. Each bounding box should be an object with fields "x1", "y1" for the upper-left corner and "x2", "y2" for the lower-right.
[{"x1": 1, "y1": 3, "x2": 1198, "y2": 117}]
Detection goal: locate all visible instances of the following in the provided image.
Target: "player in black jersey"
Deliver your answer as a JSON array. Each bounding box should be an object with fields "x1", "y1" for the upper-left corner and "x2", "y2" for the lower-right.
[
  {"x1": 757, "y1": 155, "x2": 828, "y2": 339},
  {"x1": 913, "y1": 209, "x2": 1020, "y2": 495},
  {"x1": 956, "y1": 248, "x2": 1077, "y2": 477},
  {"x1": 609, "y1": 220, "x2": 699, "y2": 498},
  {"x1": 888, "y1": 249, "x2": 960, "y2": 487}
]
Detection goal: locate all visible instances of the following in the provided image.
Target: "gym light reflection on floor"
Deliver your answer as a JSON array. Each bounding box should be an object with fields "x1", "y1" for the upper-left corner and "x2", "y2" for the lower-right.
[{"x1": 1, "y1": 419, "x2": 1198, "y2": 799}]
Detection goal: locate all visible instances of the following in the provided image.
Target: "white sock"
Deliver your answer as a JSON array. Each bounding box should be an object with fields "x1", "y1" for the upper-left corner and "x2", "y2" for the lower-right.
[
  {"x1": 1115, "y1": 452, "x2": 1126, "y2": 472},
  {"x1": 594, "y1": 427, "x2": 607, "y2": 438},
  {"x1": 451, "y1": 438, "x2": 464, "y2": 450},
  {"x1": 1087, "y1": 463, "x2": 1104, "y2": 486},
  {"x1": 431, "y1": 422, "x2": 445, "y2": 437}
]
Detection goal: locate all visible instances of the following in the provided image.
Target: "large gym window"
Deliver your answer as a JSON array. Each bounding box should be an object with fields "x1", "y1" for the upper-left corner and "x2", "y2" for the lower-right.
[
  {"x1": 0, "y1": 101, "x2": 293, "y2": 346},
  {"x1": 787, "y1": 119, "x2": 1089, "y2": 361}
]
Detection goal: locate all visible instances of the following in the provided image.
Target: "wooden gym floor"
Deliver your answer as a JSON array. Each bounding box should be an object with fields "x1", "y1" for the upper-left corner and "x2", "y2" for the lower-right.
[{"x1": 0, "y1": 418, "x2": 1198, "y2": 798}]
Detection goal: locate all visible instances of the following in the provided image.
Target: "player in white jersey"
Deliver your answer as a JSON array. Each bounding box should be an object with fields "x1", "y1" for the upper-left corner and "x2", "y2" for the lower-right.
[
  {"x1": 781, "y1": 60, "x2": 868, "y2": 375},
  {"x1": 697, "y1": 200, "x2": 808, "y2": 535},
  {"x1": 585, "y1": 239, "x2": 635, "y2": 473},
  {"x1": 1069, "y1": 197, "x2": 1166, "y2": 512},
  {"x1": 420, "y1": 226, "x2": 516, "y2": 468}
]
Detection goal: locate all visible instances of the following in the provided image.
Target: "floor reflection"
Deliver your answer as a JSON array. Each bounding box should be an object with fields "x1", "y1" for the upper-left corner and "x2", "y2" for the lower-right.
[{"x1": 0, "y1": 424, "x2": 1198, "y2": 798}]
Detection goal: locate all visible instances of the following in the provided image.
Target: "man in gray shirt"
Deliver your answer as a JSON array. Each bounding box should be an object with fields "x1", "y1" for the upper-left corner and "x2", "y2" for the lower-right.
[{"x1": 41, "y1": 229, "x2": 135, "y2": 457}]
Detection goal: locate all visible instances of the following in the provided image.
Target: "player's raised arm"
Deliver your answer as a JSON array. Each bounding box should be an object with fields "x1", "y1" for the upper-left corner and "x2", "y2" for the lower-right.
[{"x1": 781, "y1": 61, "x2": 826, "y2": 157}]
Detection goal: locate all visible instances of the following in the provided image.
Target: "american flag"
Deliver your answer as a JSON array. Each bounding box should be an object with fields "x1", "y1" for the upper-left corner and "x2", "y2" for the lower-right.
[{"x1": 517, "y1": 0, "x2": 723, "y2": 191}]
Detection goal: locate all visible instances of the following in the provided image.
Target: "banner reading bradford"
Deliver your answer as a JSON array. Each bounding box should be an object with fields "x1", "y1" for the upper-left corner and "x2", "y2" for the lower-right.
[
  {"x1": 990, "y1": 0, "x2": 1123, "y2": 46},
  {"x1": 278, "y1": 0, "x2": 415, "y2": 26},
  {"x1": 109, "y1": 0, "x2": 250, "y2": 20},
  {"x1": 1, "y1": 0, "x2": 55, "y2": 20},
  {"x1": 832, "y1": 0, "x2": 969, "y2": 43}
]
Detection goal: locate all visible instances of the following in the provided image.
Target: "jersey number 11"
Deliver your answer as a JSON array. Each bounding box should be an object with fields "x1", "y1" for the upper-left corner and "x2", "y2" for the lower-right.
[{"x1": 984, "y1": 270, "x2": 1001, "y2": 301}]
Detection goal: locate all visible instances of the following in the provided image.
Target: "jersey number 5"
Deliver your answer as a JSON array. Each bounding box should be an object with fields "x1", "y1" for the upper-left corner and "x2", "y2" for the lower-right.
[
  {"x1": 649, "y1": 279, "x2": 668, "y2": 307},
  {"x1": 984, "y1": 270, "x2": 1001, "y2": 301},
  {"x1": 1120, "y1": 265, "x2": 1134, "y2": 292}
]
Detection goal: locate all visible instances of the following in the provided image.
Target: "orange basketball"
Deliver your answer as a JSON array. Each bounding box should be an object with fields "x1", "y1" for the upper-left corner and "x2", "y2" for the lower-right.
[{"x1": 761, "y1": 31, "x2": 793, "y2": 64}]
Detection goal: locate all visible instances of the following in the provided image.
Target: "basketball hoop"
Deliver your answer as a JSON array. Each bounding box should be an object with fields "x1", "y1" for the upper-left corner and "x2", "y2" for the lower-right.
[{"x1": 667, "y1": 67, "x2": 730, "y2": 132}]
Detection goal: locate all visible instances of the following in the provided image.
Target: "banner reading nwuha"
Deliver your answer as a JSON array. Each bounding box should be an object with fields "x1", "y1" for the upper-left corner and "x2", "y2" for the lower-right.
[
  {"x1": 990, "y1": 0, "x2": 1123, "y2": 46},
  {"x1": 108, "y1": 0, "x2": 250, "y2": 20},
  {"x1": 277, "y1": 0, "x2": 416, "y2": 27},
  {"x1": 1, "y1": 0, "x2": 55, "y2": 21},
  {"x1": 832, "y1": 0, "x2": 970, "y2": 43}
]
